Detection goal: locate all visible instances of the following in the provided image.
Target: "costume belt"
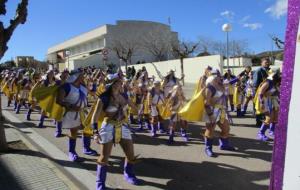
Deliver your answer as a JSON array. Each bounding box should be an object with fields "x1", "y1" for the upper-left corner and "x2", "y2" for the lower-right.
[
  {"x1": 214, "y1": 104, "x2": 226, "y2": 124},
  {"x1": 102, "y1": 117, "x2": 127, "y2": 144}
]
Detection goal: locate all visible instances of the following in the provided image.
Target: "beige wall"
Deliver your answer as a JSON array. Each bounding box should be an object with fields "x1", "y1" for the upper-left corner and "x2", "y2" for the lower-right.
[{"x1": 121, "y1": 55, "x2": 223, "y2": 83}]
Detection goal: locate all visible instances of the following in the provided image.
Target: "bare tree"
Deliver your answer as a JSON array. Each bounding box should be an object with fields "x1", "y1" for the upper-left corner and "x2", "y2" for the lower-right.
[
  {"x1": 197, "y1": 36, "x2": 215, "y2": 54},
  {"x1": 171, "y1": 40, "x2": 199, "y2": 85},
  {"x1": 0, "y1": 0, "x2": 29, "y2": 151},
  {"x1": 230, "y1": 39, "x2": 249, "y2": 66},
  {"x1": 108, "y1": 37, "x2": 140, "y2": 73},
  {"x1": 141, "y1": 30, "x2": 174, "y2": 62}
]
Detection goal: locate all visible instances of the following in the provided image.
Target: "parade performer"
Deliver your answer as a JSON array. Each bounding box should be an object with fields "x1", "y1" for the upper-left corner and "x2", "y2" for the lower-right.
[
  {"x1": 37, "y1": 69, "x2": 55, "y2": 128},
  {"x1": 167, "y1": 85, "x2": 189, "y2": 143},
  {"x1": 162, "y1": 69, "x2": 183, "y2": 97},
  {"x1": 223, "y1": 69, "x2": 236, "y2": 111},
  {"x1": 193, "y1": 66, "x2": 212, "y2": 96},
  {"x1": 15, "y1": 72, "x2": 31, "y2": 114},
  {"x1": 135, "y1": 83, "x2": 150, "y2": 131},
  {"x1": 253, "y1": 58, "x2": 271, "y2": 127},
  {"x1": 91, "y1": 73, "x2": 141, "y2": 189},
  {"x1": 242, "y1": 72, "x2": 255, "y2": 115},
  {"x1": 53, "y1": 70, "x2": 69, "y2": 137},
  {"x1": 148, "y1": 81, "x2": 165, "y2": 136},
  {"x1": 26, "y1": 71, "x2": 41, "y2": 121},
  {"x1": 233, "y1": 79, "x2": 245, "y2": 117},
  {"x1": 56, "y1": 70, "x2": 97, "y2": 161},
  {"x1": 202, "y1": 70, "x2": 235, "y2": 157},
  {"x1": 254, "y1": 70, "x2": 281, "y2": 141}
]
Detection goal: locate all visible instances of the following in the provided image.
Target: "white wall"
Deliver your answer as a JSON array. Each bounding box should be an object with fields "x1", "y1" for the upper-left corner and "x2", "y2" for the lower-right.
[
  {"x1": 224, "y1": 57, "x2": 252, "y2": 67},
  {"x1": 121, "y1": 55, "x2": 223, "y2": 83}
]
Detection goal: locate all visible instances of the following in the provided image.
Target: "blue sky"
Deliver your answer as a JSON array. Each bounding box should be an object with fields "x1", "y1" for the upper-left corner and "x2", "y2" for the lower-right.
[{"x1": 1, "y1": 0, "x2": 287, "y2": 62}]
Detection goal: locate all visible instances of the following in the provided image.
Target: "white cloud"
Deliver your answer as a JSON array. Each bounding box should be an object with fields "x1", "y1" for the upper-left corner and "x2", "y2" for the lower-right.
[
  {"x1": 243, "y1": 23, "x2": 263, "y2": 30},
  {"x1": 265, "y1": 0, "x2": 287, "y2": 19},
  {"x1": 220, "y1": 10, "x2": 235, "y2": 20},
  {"x1": 240, "y1": 15, "x2": 251, "y2": 23}
]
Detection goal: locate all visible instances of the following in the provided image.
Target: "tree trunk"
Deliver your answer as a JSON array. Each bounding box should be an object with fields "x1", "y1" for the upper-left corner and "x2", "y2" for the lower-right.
[
  {"x1": 0, "y1": 92, "x2": 7, "y2": 151},
  {"x1": 180, "y1": 57, "x2": 184, "y2": 86}
]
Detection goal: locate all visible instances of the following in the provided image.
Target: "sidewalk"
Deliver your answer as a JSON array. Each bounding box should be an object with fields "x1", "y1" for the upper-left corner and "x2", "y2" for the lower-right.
[{"x1": 0, "y1": 124, "x2": 78, "y2": 190}]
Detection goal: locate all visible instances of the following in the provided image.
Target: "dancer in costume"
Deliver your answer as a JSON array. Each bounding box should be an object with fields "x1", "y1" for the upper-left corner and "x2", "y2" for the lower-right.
[
  {"x1": 135, "y1": 82, "x2": 150, "y2": 131},
  {"x1": 203, "y1": 69, "x2": 235, "y2": 157},
  {"x1": 223, "y1": 69, "x2": 236, "y2": 111},
  {"x1": 242, "y1": 72, "x2": 255, "y2": 115},
  {"x1": 56, "y1": 70, "x2": 97, "y2": 161},
  {"x1": 26, "y1": 71, "x2": 41, "y2": 121},
  {"x1": 193, "y1": 66, "x2": 212, "y2": 96},
  {"x1": 91, "y1": 73, "x2": 141, "y2": 190},
  {"x1": 148, "y1": 81, "x2": 165, "y2": 136},
  {"x1": 253, "y1": 58, "x2": 271, "y2": 127},
  {"x1": 255, "y1": 70, "x2": 281, "y2": 141},
  {"x1": 233, "y1": 79, "x2": 245, "y2": 117},
  {"x1": 167, "y1": 85, "x2": 189, "y2": 144},
  {"x1": 53, "y1": 70, "x2": 69, "y2": 137},
  {"x1": 15, "y1": 72, "x2": 31, "y2": 114},
  {"x1": 162, "y1": 69, "x2": 183, "y2": 97},
  {"x1": 37, "y1": 69, "x2": 55, "y2": 128}
]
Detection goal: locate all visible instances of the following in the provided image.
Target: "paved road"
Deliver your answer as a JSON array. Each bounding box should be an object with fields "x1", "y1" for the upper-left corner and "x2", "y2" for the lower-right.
[{"x1": 1, "y1": 89, "x2": 272, "y2": 190}]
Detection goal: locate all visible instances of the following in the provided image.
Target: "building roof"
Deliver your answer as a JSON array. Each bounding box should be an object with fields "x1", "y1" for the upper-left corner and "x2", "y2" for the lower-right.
[{"x1": 47, "y1": 20, "x2": 173, "y2": 55}]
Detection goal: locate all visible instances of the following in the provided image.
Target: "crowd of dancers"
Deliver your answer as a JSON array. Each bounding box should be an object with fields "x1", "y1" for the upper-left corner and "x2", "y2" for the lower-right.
[{"x1": 0, "y1": 57, "x2": 280, "y2": 190}]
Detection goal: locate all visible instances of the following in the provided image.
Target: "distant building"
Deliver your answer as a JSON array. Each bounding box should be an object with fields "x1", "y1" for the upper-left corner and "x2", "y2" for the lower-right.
[
  {"x1": 224, "y1": 56, "x2": 252, "y2": 67},
  {"x1": 14, "y1": 56, "x2": 35, "y2": 67},
  {"x1": 47, "y1": 20, "x2": 179, "y2": 71}
]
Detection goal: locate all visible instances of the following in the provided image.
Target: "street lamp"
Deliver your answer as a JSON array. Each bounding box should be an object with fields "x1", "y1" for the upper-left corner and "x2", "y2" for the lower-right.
[{"x1": 222, "y1": 23, "x2": 232, "y2": 70}]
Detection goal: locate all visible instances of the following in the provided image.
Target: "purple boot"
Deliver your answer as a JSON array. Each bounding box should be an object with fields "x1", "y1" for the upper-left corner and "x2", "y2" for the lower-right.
[
  {"x1": 68, "y1": 138, "x2": 80, "y2": 162},
  {"x1": 124, "y1": 162, "x2": 141, "y2": 185},
  {"x1": 151, "y1": 124, "x2": 157, "y2": 137},
  {"x1": 7, "y1": 100, "x2": 11, "y2": 107},
  {"x1": 242, "y1": 104, "x2": 248, "y2": 115},
  {"x1": 269, "y1": 123, "x2": 275, "y2": 138},
  {"x1": 26, "y1": 109, "x2": 32, "y2": 121},
  {"x1": 137, "y1": 118, "x2": 144, "y2": 131},
  {"x1": 204, "y1": 137, "x2": 214, "y2": 157},
  {"x1": 219, "y1": 138, "x2": 236, "y2": 151},
  {"x1": 257, "y1": 123, "x2": 269, "y2": 141},
  {"x1": 168, "y1": 129, "x2": 174, "y2": 144},
  {"x1": 96, "y1": 165, "x2": 107, "y2": 190},
  {"x1": 55, "y1": 121, "x2": 63, "y2": 137},
  {"x1": 15, "y1": 104, "x2": 21, "y2": 114},
  {"x1": 14, "y1": 101, "x2": 17, "y2": 110},
  {"x1": 82, "y1": 136, "x2": 98, "y2": 156},
  {"x1": 158, "y1": 122, "x2": 166, "y2": 133},
  {"x1": 180, "y1": 128, "x2": 189, "y2": 141},
  {"x1": 38, "y1": 115, "x2": 46, "y2": 128}
]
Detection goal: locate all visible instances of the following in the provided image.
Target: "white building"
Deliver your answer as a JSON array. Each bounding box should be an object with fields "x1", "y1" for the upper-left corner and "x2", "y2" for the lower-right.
[
  {"x1": 224, "y1": 56, "x2": 253, "y2": 68},
  {"x1": 47, "y1": 20, "x2": 179, "y2": 71}
]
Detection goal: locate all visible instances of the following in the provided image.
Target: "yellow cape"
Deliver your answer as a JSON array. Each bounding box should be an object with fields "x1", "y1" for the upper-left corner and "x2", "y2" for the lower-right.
[
  {"x1": 32, "y1": 85, "x2": 65, "y2": 121},
  {"x1": 253, "y1": 83, "x2": 265, "y2": 115},
  {"x1": 178, "y1": 89, "x2": 205, "y2": 122},
  {"x1": 233, "y1": 87, "x2": 240, "y2": 106},
  {"x1": 193, "y1": 79, "x2": 201, "y2": 97}
]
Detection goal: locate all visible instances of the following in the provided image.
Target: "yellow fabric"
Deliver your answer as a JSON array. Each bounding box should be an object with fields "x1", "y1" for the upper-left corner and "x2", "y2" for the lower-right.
[
  {"x1": 193, "y1": 80, "x2": 201, "y2": 97},
  {"x1": 233, "y1": 87, "x2": 239, "y2": 106},
  {"x1": 96, "y1": 83, "x2": 105, "y2": 96},
  {"x1": 143, "y1": 98, "x2": 150, "y2": 115},
  {"x1": 1, "y1": 82, "x2": 10, "y2": 97},
  {"x1": 82, "y1": 101, "x2": 106, "y2": 136},
  {"x1": 32, "y1": 85, "x2": 65, "y2": 121},
  {"x1": 158, "y1": 99, "x2": 172, "y2": 120},
  {"x1": 178, "y1": 89, "x2": 205, "y2": 122},
  {"x1": 228, "y1": 84, "x2": 234, "y2": 95},
  {"x1": 102, "y1": 117, "x2": 126, "y2": 144},
  {"x1": 253, "y1": 83, "x2": 265, "y2": 114},
  {"x1": 214, "y1": 104, "x2": 226, "y2": 124},
  {"x1": 129, "y1": 95, "x2": 138, "y2": 115}
]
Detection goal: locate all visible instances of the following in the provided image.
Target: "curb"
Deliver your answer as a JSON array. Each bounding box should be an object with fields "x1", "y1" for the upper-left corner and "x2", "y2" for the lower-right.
[{"x1": 2, "y1": 110, "x2": 95, "y2": 190}]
